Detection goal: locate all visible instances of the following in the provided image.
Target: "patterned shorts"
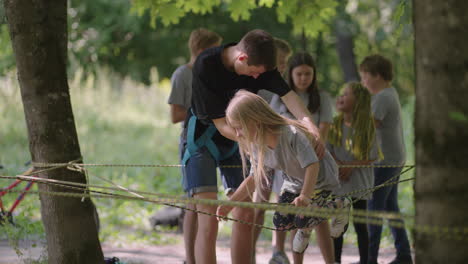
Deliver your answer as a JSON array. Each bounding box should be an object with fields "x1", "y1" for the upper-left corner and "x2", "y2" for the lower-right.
[{"x1": 273, "y1": 190, "x2": 338, "y2": 231}]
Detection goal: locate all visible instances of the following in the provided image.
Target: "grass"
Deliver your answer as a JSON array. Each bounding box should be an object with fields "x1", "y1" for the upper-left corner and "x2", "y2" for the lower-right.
[
  {"x1": 0, "y1": 67, "x2": 184, "y2": 247},
  {"x1": 0, "y1": 68, "x2": 416, "y2": 253}
]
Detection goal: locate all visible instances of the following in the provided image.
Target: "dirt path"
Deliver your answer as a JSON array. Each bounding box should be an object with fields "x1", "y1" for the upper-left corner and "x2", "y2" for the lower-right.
[{"x1": 1, "y1": 237, "x2": 400, "y2": 264}]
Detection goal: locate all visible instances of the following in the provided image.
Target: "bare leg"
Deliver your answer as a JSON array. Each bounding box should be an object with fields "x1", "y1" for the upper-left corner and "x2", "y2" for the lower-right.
[
  {"x1": 231, "y1": 197, "x2": 255, "y2": 264},
  {"x1": 253, "y1": 188, "x2": 271, "y2": 248},
  {"x1": 183, "y1": 204, "x2": 197, "y2": 264},
  {"x1": 194, "y1": 192, "x2": 218, "y2": 264},
  {"x1": 289, "y1": 229, "x2": 304, "y2": 264},
  {"x1": 292, "y1": 251, "x2": 304, "y2": 264},
  {"x1": 316, "y1": 221, "x2": 335, "y2": 264},
  {"x1": 273, "y1": 230, "x2": 288, "y2": 252},
  {"x1": 271, "y1": 193, "x2": 288, "y2": 253}
]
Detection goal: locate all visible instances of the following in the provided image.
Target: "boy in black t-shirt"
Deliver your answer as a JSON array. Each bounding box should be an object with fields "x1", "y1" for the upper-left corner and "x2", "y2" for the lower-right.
[{"x1": 182, "y1": 29, "x2": 323, "y2": 264}]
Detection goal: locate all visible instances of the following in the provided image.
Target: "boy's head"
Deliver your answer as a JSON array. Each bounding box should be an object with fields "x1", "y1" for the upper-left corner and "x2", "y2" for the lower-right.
[
  {"x1": 188, "y1": 28, "x2": 222, "y2": 58},
  {"x1": 235, "y1": 29, "x2": 277, "y2": 78},
  {"x1": 359, "y1": 54, "x2": 393, "y2": 92},
  {"x1": 274, "y1": 37, "x2": 292, "y2": 75}
]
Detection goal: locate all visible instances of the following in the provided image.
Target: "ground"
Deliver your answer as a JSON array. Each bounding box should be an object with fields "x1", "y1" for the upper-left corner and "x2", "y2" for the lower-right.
[{"x1": 0, "y1": 236, "x2": 398, "y2": 264}]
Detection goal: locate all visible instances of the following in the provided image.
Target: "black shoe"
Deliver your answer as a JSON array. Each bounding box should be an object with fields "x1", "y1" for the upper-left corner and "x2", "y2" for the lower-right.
[{"x1": 388, "y1": 255, "x2": 413, "y2": 264}]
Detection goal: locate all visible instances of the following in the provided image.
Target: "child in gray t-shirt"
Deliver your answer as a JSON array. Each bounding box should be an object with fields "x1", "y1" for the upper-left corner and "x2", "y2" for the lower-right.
[
  {"x1": 328, "y1": 82, "x2": 381, "y2": 264},
  {"x1": 217, "y1": 90, "x2": 340, "y2": 261}
]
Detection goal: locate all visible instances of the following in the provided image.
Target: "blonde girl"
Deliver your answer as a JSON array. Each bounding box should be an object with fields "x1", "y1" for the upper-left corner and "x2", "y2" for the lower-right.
[{"x1": 217, "y1": 90, "x2": 339, "y2": 264}]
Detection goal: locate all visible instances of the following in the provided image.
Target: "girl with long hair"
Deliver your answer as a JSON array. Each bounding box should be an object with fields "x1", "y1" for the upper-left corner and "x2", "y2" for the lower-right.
[
  {"x1": 328, "y1": 82, "x2": 382, "y2": 264},
  {"x1": 217, "y1": 90, "x2": 340, "y2": 264}
]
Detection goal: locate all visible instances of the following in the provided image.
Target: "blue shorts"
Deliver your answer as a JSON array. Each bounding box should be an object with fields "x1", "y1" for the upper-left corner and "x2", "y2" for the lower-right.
[{"x1": 182, "y1": 145, "x2": 244, "y2": 197}]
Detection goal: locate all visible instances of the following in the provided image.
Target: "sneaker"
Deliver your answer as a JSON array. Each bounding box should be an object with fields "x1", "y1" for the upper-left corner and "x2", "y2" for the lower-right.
[
  {"x1": 330, "y1": 198, "x2": 351, "y2": 238},
  {"x1": 268, "y1": 250, "x2": 290, "y2": 264},
  {"x1": 292, "y1": 229, "x2": 311, "y2": 254}
]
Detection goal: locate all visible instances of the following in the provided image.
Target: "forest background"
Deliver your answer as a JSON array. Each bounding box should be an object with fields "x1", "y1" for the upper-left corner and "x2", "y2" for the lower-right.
[{"x1": 0, "y1": 0, "x2": 415, "y2": 253}]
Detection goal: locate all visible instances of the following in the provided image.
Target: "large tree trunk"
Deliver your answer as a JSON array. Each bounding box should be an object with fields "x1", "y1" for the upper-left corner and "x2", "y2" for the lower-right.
[
  {"x1": 413, "y1": 0, "x2": 468, "y2": 263},
  {"x1": 4, "y1": 0, "x2": 104, "y2": 263}
]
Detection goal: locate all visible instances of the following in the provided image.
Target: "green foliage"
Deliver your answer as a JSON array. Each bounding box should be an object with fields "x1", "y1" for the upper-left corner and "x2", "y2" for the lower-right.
[
  {"x1": 0, "y1": 25, "x2": 15, "y2": 74},
  {"x1": 449, "y1": 111, "x2": 468, "y2": 123},
  {"x1": 132, "y1": 0, "x2": 337, "y2": 38},
  {"x1": 1, "y1": 68, "x2": 184, "y2": 245},
  {"x1": 277, "y1": 0, "x2": 337, "y2": 38},
  {"x1": 350, "y1": 0, "x2": 414, "y2": 98}
]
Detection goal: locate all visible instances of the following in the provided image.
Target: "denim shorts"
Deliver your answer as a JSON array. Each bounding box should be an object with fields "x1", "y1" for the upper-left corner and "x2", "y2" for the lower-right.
[{"x1": 181, "y1": 145, "x2": 245, "y2": 197}]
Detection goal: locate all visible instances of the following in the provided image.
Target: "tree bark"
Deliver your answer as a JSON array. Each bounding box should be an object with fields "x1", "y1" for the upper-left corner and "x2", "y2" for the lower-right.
[
  {"x1": 335, "y1": 30, "x2": 359, "y2": 82},
  {"x1": 334, "y1": 0, "x2": 359, "y2": 82},
  {"x1": 413, "y1": 0, "x2": 468, "y2": 263},
  {"x1": 3, "y1": 0, "x2": 104, "y2": 263}
]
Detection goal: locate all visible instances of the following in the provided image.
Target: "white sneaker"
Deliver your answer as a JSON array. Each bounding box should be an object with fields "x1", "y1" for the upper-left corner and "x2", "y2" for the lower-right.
[
  {"x1": 330, "y1": 198, "x2": 351, "y2": 238},
  {"x1": 268, "y1": 251, "x2": 290, "y2": 264},
  {"x1": 292, "y1": 229, "x2": 311, "y2": 253}
]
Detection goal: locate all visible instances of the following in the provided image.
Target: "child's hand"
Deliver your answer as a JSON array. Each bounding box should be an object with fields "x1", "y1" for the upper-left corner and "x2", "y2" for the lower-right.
[
  {"x1": 216, "y1": 205, "x2": 233, "y2": 221},
  {"x1": 339, "y1": 167, "x2": 353, "y2": 182},
  {"x1": 291, "y1": 194, "x2": 310, "y2": 208}
]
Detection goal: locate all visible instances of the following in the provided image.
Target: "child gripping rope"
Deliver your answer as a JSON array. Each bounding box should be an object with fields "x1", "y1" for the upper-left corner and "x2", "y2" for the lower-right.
[{"x1": 216, "y1": 91, "x2": 348, "y2": 264}]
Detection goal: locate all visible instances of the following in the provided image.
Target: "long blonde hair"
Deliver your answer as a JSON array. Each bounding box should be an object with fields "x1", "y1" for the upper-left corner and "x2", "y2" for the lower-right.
[
  {"x1": 328, "y1": 82, "x2": 382, "y2": 160},
  {"x1": 226, "y1": 90, "x2": 315, "y2": 193}
]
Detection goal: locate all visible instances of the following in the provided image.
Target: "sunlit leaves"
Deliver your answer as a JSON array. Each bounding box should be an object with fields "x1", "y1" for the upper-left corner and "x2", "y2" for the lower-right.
[
  {"x1": 276, "y1": 0, "x2": 337, "y2": 38},
  {"x1": 180, "y1": 0, "x2": 220, "y2": 14},
  {"x1": 258, "y1": 0, "x2": 275, "y2": 8},
  {"x1": 131, "y1": 0, "x2": 338, "y2": 38},
  {"x1": 226, "y1": 0, "x2": 257, "y2": 21}
]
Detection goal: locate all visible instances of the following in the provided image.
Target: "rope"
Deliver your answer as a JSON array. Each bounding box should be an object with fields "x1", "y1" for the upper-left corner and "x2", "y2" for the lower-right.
[
  {"x1": 30, "y1": 161, "x2": 415, "y2": 169},
  {"x1": 0, "y1": 173, "x2": 414, "y2": 221},
  {"x1": 3, "y1": 161, "x2": 467, "y2": 240},
  {"x1": 2, "y1": 186, "x2": 466, "y2": 240}
]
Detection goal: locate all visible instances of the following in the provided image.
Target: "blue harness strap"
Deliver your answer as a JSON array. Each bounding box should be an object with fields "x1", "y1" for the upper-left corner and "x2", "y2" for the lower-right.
[{"x1": 182, "y1": 112, "x2": 238, "y2": 165}]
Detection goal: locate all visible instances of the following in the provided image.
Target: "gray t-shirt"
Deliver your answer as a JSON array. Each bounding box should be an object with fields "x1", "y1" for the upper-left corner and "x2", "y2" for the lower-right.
[
  {"x1": 269, "y1": 90, "x2": 334, "y2": 125},
  {"x1": 327, "y1": 124, "x2": 378, "y2": 199},
  {"x1": 168, "y1": 64, "x2": 192, "y2": 110},
  {"x1": 257, "y1": 89, "x2": 275, "y2": 104},
  {"x1": 261, "y1": 125, "x2": 339, "y2": 194},
  {"x1": 371, "y1": 87, "x2": 406, "y2": 165}
]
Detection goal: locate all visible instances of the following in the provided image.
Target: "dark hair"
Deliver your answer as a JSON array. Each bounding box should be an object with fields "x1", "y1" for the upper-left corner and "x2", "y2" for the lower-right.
[
  {"x1": 359, "y1": 54, "x2": 393, "y2": 81},
  {"x1": 238, "y1": 29, "x2": 276, "y2": 71},
  {"x1": 287, "y1": 52, "x2": 320, "y2": 114}
]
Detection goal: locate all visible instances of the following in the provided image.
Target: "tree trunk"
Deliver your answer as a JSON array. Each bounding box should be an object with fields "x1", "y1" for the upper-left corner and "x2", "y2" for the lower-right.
[
  {"x1": 3, "y1": 0, "x2": 104, "y2": 263},
  {"x1": 335, "y1": 30, "x2": 359, "y2": 82},
  {"x1": 413, "y1": 0, "x2": 468, "y2": 263},
  {"x1": 334, "y1": 0, "x2": 359, "y2": 82}
]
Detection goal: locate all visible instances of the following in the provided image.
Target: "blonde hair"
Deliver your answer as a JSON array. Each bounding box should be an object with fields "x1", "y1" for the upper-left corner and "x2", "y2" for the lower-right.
[
  {"x1": 274, "y1": 37, "x2": 292, "y2": 57},
  {"x1": 328, "y1": 82, "x2": 383, "y2": 160},
  {"x1": 226, "y1": 90, "x2": 315, "y2": 194},
  {"x1": 188, "y1": 28, "x2": 222, "y2": 57}
]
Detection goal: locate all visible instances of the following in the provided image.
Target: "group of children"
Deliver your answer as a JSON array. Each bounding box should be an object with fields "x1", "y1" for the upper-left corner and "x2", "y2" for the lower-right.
[{"x1": 168, "y1": 28, "x2": 412, "y2": 264}]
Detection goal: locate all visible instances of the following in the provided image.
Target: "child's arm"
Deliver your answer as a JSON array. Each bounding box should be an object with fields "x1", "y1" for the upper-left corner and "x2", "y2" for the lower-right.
[
  {"x1": 216, "y1": 174, "x2": 255, "y2": 220},
  {"x1": 292, "y1": 162, "x2": 319, "y2": 207},
  {"x1": 280, "y1": 91, "x2": 325, "y2": 158},
  {"x1": 169, "y1": 104, "x2": 187, "y2": 124},
  {"x1": 213, "y1": 117, "x2": 237, "y2": 141}
]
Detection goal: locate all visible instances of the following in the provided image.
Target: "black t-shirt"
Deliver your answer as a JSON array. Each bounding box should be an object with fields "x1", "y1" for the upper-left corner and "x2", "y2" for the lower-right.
[{"x1": 189, "y1": 43, "x2": 291, "y2": 147}]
